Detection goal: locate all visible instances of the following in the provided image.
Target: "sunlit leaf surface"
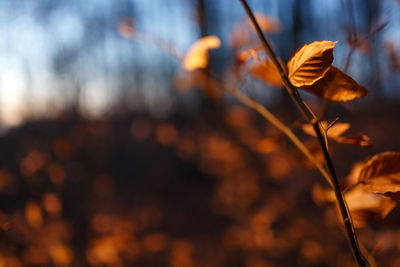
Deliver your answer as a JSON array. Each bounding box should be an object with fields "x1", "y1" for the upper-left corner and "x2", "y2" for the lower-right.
[
  {"x1": 287, "y1": 41, "x2": 337, "y2": 87},
  {"x1": 300, "y1": 66, "x2": 369, "y2": 102},
  {"x1": 182, "y1": 35, "x2": 221, "y2": 71},
  {"x1": 357, "y1": 152, "x2": 400, "y2": 199}
]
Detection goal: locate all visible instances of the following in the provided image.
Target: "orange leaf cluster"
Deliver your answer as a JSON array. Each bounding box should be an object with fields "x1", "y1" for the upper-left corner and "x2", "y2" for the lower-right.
[
  {"x1": 287, "y1": 41, "x2": 369, "y2": 102},
  {"x1": 288, "y1": 41, "x2": 368, "y2": 102},
  {"x1": 315, "y1": 152, "x2": 400, "y2": 227},
  {"x1": 234, "y1": 40, "x2": 369, "y2": 102}
]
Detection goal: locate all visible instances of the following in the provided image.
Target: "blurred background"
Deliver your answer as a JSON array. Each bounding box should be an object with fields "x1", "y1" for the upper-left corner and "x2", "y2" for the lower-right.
[
  {"x1": 1, "y1": 0, "x2": 400, "y2": 127},
  {"x1": 0, "y1": 0, "x2": 400, "y2": 266}
]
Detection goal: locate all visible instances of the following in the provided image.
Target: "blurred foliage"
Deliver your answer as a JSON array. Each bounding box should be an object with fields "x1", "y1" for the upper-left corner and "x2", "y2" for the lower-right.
[{"x1": 0, "y1": 102, "x2": 399, "y2": 266}]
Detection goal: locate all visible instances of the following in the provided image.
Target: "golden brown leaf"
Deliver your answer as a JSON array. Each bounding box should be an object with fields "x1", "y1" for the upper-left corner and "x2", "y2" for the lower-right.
[
  {"x1": 344, "y1": 184, "x2": 396, "y2": 227},
  {"x1": 337, "y1": 134, "x2": 372, "y2": 147},
  {"x1": 312, "y1": 184, "x2": 396, "y2": 227},
  {"x1": 302, "y1": 121, "x2": 372, "y2": 147},
  {"x1": 287, "y1": 41, "x2": 337, "y2": 87},
  {"x1": 359, "y1": 152, "x2": 400, "y2": 181},
  {"x1": 301, "y1": 66, "x2": 369, "y2": 102},
  {"x1": 302, "y1": 121, "x2": 350, "y2": 139},
  {"x1": 182, "y1": 35, "x2": 221, "y2": 71},
  {"x1": 356, "y1": 152, "x2": 400, "y2": 199},
  {"x1": 249, "y1": 58, "x2": 283, "y2": 88}
]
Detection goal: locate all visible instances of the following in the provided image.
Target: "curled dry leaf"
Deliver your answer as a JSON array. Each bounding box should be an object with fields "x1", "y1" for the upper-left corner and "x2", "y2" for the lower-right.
[
  {"x1": 345, "y1": 161, "x2": 365, "y2": 186},
  {"x1": 249, "y1": 59, "x2": 283, "y2": 88},
  {"x1": 182, "y1": 35, "x2": 221, "y2": 71},
  {"x1": 344, "y1": 185, "x2": 396, "y2": 227},
  {"x1": 239, "y1": 48, "x2": 284, "y2": 88},
  {"x1": 336, "y1": 134, "x2": 372, "y2": 147},
  {"x1": 312, "y1": 184, "x2": 396, "y2": 227},
  {"x1": 301, "y1": 66, "x2": 369, "y2": 102},
  {"x1": 287, "y1": 40, "x2": 337, "y2": 87},
  {"x1": 356, "y1": 152, "x2": 400, "y2": 199}
]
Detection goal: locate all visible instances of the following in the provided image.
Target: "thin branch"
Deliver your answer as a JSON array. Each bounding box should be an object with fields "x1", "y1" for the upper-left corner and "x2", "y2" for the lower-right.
[
  {"x1": 326, "y1": 117, "x2": 340, "y2": 132},
  {"x1": 225, "y1": 84, "x2": 333, "y2": 187},
  {"x1": 238, "y1": 0, "x2": 367, "y2": 266},
  {"x1": 134, "y1": 32, "x2": 183, "y2": 61}
]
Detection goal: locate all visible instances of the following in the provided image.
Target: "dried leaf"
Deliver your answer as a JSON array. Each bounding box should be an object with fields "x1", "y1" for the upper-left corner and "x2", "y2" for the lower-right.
[
  {"x1": 337, "y1": 134, "x2": 372, "y2": 147},
  {"x1": 301, "y1": 66, "x2": 369, "y2": 102},
  {"x1": 302, "y1": 121, "x2": 371, "y2": 147},
  {"x1": 287, "y1": 41, "x2": 337, "y2": 87},
  {"x1": 182, "y1": 36, "x2": 221, "y2": 71},
  {"x1": 249, "y1": 59, "x2": 282, "y2": 87},
  {"x1": 344, "y1": 184, "x2": 396, "y2": 227},
  {"x1": 356, "y1": 152, "x2": 400, "y2": 199},
  {"x1": 345, "y1": 162, "x2": 365, "y2": 186},
  {"x1": 312, "y1": 184, "x2": 396, "y2": 227},
  {"x1": 302, "y1": 121, "x2": 350, "y2": 139},
  {"x1": 359, "y1": 152, "x2": 400, "y2": 181}
]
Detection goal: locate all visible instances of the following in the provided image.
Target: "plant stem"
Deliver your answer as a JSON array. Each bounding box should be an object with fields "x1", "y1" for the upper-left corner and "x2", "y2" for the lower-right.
[
  {"x1": 225, "y1": 84, "x2": 333, "y2": 187},
  {"x1": 238, "y1": 0, "x2": 367, "y2": 266}
]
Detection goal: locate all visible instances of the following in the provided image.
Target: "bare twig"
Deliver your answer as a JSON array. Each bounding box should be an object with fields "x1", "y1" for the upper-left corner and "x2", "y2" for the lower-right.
[
  {"x1": 224, "y1": 83, "x2": 333, "y2": 187},
  {"x1": 326, "y1": 117, "x2": 340, "y2": 132},
  {"x1": 238, "y1": 0, "x2": 367, "y2": 266}
]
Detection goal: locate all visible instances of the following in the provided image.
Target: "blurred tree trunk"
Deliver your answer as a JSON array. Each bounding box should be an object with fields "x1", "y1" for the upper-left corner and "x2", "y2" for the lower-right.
[
  {"x1": 365, "y1": 0, "x2": 382, "y2": 94},
  {"x1": 196, "y1": 0, "x2": 222, "y2": 107},
  {"x1": 197, "y1": 0, "x2": 208, "y2": 38},
  {"x1": 280, "y1": 0, "x2": 307, "y2": 117}
]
